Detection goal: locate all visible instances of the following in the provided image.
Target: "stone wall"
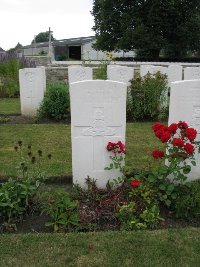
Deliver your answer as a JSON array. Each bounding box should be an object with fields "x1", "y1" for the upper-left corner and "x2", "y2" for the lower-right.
[
  {"x1": 25, "y1": 56, "x2": 51, "y2": 66},
  {"x1": 45, "y1": 67, "x2": 68, "y2": 85}
]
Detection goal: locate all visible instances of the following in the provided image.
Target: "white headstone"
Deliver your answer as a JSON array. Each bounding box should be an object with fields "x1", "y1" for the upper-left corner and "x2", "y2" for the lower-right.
[
  {"x1": 68, "y1": 66, "x2": 93, "y2": 84},
  {"x1": 107, "y1": 65, "x2": 134, "y2": 85},
  {"x1": 167, "y1": 65, "x2": 183, "y2": 84},
  {"x1": 70, "y1": 80, "x2": 127, "y2": 188},
  {"x1": 168, "y1": 80, "x2": 200, "y2": 180},
  {"x1": 184, "y1": 67, "x2": 200, "y2": 80},
  {"x1": 140, "y1": 65, "x2": 168, "y2": 77},
  {"x1": 19, "y1": 68, "x2": 44, "y2": 116}
]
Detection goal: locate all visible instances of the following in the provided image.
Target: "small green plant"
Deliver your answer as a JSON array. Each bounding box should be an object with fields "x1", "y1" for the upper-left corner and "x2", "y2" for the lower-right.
[
  {"x1": 0, "y1": 140, "x2": 51, "y2": 230},
  {"x1": 0, "y1": 177, "x2": 40, "y2": 230},
  {"x1": 128, "y1": 72, "x2": 169, "y2": 121},
  {"x1": 37, "y1": 82, "x2": 70, "y2": 121},
  {"x1": 14, "y1": 140, "x2": 52, "y2": 180},
  {"x1": 0, "y1": 116, "x2": 10, "y2": 123},
  {"x1": 95, "y1": 52, "x2": 114, "y2": 80},
  {"x1": 43, "y1": 189, "x2": 79, "y2": 232}
]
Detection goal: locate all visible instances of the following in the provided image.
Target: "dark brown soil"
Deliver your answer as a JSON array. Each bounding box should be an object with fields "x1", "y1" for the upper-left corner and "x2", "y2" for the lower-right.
[
  {"x1": 0, "y1": 114, "x2": 69, "y2": 124},
  {"x1": 0, "y1": 115, "x2": 35, "y2": 124}
]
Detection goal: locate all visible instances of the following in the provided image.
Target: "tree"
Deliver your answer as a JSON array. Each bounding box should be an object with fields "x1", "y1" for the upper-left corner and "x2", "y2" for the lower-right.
[
  {"x1": 7, "y1": 43, "x2": 23, "y2": 53},
  {"x1": 31, "y1": 31, "x2": 55, "y2": 43},
  {"x1": 92, "y1": 0, "x2": 200, "y2": 59}
]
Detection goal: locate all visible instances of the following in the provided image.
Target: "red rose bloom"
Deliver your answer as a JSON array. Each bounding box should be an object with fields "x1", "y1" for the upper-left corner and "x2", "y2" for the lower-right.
[
  {"x1": 117, "y1": 141, "x2": 126, "y2": 154},
  {"x1": 185, "y1": 128, "x2": 197, "y2": 142},
  {"x1": 107, "y1": 142, "x2": 116, "y2": 151},
  {"x1": 178, "y1": 121, "x2": 188, "y2": 129},
  {"x1": 160, "y1": 131, "x2": 171, "y2": 143},
  {"x1": 106, "y1": 141, "x2": 126, "y2": 154},
  {"x1": 130, "y1": 179, "x2": 142, "y2": 188},
  {"x1": 152, "y1": 149, "x2": 165, "y2": 159},
  {"x1": 168, "y1": 123, "x2": 178, "y2": 134},
  {"x1": 152, "y1": 122, "x2": 165, "y2": 132},
  {"x1": 172, "y1": 138, "x2": 185, "y2": 147},
  {"x1": 155, "y1": 129, "x2": 164, "y2": 138},
  {"x1": 184, "y1": 143, "x2": 195, "y2": 155}
]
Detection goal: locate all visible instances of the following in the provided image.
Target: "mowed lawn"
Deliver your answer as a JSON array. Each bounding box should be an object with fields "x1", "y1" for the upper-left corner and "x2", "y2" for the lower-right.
[
  {"x1": 0, "y1": 122, "x2": 164, "y2": 178},
  {"x1": 0, "y1": 98, "x2": 21, "y2": 114},
  {"x1": 0, "y1": 228, "x2": 200, "y2": 267}
]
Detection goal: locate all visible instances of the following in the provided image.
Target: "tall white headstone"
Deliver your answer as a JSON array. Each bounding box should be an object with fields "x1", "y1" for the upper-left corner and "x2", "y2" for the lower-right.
[
  {"x1": 68, "y1": 66, "x2": 93, "y2": 84},
  {"x1": 140, "y1": 65, "x2": 168, "y2": 77},
  {"x1": 107, "y1": 65, "x2": 134, "y2": 85},
  {"x1": 19, "y1": 68, "x2": 44, "y2": 116},
  {"x1": 184, "y1": 67, "x2": 200, "y2": 80},
  {"x1": 168, "y1": 80, "x2": 200, "y2": 180},
  {"x1": 70, "y1": 80, "x2": 127, "y2": 188},
  {"x1": 167, "y1": 65, "x2": 183, "y2": 84}
]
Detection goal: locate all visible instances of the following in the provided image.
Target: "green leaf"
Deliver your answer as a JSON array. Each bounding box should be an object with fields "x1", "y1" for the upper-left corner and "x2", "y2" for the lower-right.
[
  {"x1": 167, "y1": 184, "x2": 175, "y2": 192},
  {"x1": 183, "y1": 165, "x2": 191, "y2": 174},
  {"x1": 159, "y1": 184, "x2": 166, "y2": 191},
  {"x1": 171, "y1": 193, "x2": 177, "y2": 200},
  {"x1": 165, "y1": 199, "x2": 171, "y2": 207}
]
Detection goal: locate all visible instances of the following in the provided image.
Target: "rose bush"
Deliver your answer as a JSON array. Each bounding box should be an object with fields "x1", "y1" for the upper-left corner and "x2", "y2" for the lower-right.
[{"x1": 105, "y1": 121, "x2": 200, "y2": 229}]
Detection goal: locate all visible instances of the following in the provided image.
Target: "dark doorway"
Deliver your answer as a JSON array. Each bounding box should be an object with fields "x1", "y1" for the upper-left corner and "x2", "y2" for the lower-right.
[
  {"x1": 54, "y1": 46, "x2": 68, "y2": 61},
  {"x1": 69, "y1": 46, "x2": 81, "y2": 60}
]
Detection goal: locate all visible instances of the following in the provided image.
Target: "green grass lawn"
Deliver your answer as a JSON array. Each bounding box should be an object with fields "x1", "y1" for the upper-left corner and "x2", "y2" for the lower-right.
[
  {"x1": 0, "y1": 98, "x2": 21, "y2": 114},
  {"x1": 0, "y1": 122, "x2": 164, "y2": 178},
  {"x1": 0, "y1": 228, "x2": 200, "y2": 267},
  {"x1": 1, "y1": 122, "x2": 200, "y2": 266}
]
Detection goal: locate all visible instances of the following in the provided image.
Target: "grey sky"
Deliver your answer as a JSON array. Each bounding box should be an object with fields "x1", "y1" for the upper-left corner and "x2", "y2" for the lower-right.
[{"x1": 1, "y1": 0, "x2": 94, "y2": 50}]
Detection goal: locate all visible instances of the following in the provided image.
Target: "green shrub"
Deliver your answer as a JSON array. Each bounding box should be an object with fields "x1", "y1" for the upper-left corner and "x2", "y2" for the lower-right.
[
  {"x1": 0, "y1": 59, "x2": 21, "y2": 97},
  {"x1": 0, "y1": 53, "x2": 36, "y2": 98},
  {"x1": 174, "y1": 180, "x2": 200, "y2": 219},
  {"x1": 37, "y1": 82, "x2": 70, "y2": 121},
  {"x1": 127, "y1": 72, "x2": 169, "y2": 121}
]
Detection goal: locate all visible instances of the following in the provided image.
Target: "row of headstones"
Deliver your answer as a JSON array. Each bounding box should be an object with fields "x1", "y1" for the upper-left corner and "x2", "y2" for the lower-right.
[
  {"x1": 69, "y1": 64, "x2": 200, "y2": 84},
  {"x1": 19, "y1": 65, "x2": 200, "y2": 116},
  {"x1": 19, "y1": 65, "x2": 200, "y2": 187}
]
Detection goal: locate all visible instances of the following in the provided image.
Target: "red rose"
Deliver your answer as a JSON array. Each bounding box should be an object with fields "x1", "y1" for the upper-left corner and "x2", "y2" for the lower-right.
[
  {"x1": 160, "y1": 131, "x2": 171, "y2": 143},
  {"x1": 107, "y1": 142, "x2": 115, "y2": 151},
  {"x1": 152, "y1": 149, "x2": 165, "y2": 159},
  {"x1": 152, "y1": 122, "x2": 165, "y2": 132},
  {"x1": 117, "y1": 141, "x2": 126, "y2": 154},
  {"x1": 130, "y1": 179, "x2": 142, "y2": 188},
  {"x1": 185, "y1": 128, "x2": 197, "y2": 142},
  {"x1": 107, "y1": 141, "x2": 126, "y2": 154},
  {"x1": 172, "y1": 138, "x2": 185, "y2": 147},
  {"x1": 184, "y1": 143, "x2": 195, "y2": 155},
  {"x1": 155, "y1": 129, "x2": 164, "y2": 138},
  {"x1": 178, "y1": 121, "x2": 188, "y2": 129},
  {"x1": 168, "y1": 123, "x2": 178, "y2": 134}
]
